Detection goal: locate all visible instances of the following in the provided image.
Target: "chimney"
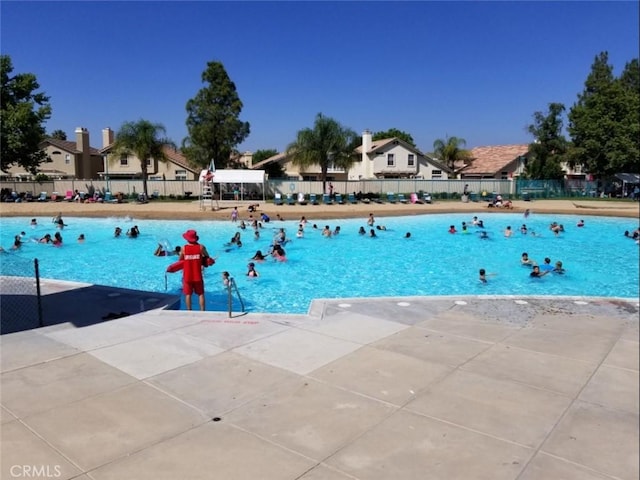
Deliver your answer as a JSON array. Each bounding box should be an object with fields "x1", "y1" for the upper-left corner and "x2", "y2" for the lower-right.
[
  {"x1": 75, "y1": 127, "x2": 91, "y2": 179},
  {"x1": 362, "y1": 129, "x2": 372, "y2": 177},
  {"x1": 102, "y1": 127, "x2": 114, "y2": 148}
]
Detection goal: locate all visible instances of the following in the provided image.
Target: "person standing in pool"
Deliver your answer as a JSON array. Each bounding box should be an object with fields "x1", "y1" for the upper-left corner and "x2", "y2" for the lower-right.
[{"x1": 179, "y1": 229, "x2": 211, "y2": 311}]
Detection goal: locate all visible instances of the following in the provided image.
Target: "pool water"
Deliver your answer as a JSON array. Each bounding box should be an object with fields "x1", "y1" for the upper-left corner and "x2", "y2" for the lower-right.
[{"x1": 1, "y1": 213, "x2": 638, "y2": 313}]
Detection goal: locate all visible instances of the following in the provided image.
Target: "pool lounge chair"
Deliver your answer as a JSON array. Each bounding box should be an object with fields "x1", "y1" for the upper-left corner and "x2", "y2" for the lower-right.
[
  {"x1": 335, "y1": 193, "x2": 344, "y2": 204},
  {"x1": 397, "y1": 193, "x2": 408, "y2": 204},
  {"x1": 297, "y1": 192, "x2": 307, "y2": 205},
  {"x1": 309, "y1": 193, "x2": 319, "y2": 205},
  {"x1": 322, "y1": 193, "x2": 333, "y2": 205},
  {"x1": 274, "y1": 193, "x2": 283, "y2": 205},
  {"x1": 37, "y1": 192, "x2": 47, "y2": 202},
  {"x1": 286, "y1": 193, "x2": 295, "y2": 205},
  {"x1": 63, "y1": 190, "x2": 73, "y2": 201},
  {"x1": 348, "y1": 193, "x2": 358, "y2": 204},
  {"x1": 372, "y1": 196, "x2": 384, "y2": 204},
  {"x1": 422, "y1": 192, "x2": 432, "y2": 204},
  {"x1": 386, "y1": 192, "x2": 397, "y2": 203}
]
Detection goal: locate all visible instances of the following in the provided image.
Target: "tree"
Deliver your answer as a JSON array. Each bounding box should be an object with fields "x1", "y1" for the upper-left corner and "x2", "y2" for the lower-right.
[
  {"x1": 109, "y1": 119, "x2": 175, "y2": 198},
  {"x1": 1, "y1": 55, "x2": 52, "y2": 173},
  {"x1": 525, "y1": 103, "x2": 568, "y2": 179},
  {"x1": 49, "y1": 129, "x2": 67, "y2": 140},
  {"x1": 372, "y1": 128, "x2": 416, "y2": 147},
  {"x1": 286, "y1": 113, "x2": 358, "y2": 190},
  {"x1": 432, "y1": 136, "x2": 470, "y2": 171},
  {"x1": 252, "y1": 148, "x2": 285, "y2": 178},
  {"x1": 183, "y1": 61, "x2": 250, "y2": 169},
  {"x1": 568, "y1": 52, "x2": 640, "y2": 177}
]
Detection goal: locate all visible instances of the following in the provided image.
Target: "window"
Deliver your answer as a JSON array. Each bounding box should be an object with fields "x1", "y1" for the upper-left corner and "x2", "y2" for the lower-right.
[
  {"x1": 146, "y1": 158, "x2": 151, "y2": 166},
  {"x1": 120, "y1": 154, "x2": 128, "y2": 166},
  {"x1": 387, "y1": 154, "x2": 395, "y2": 167},
  {"x1": 408, "y1": 154, "x2": 415, "y2": 166},
  {"x1": 65, "y1": 154, "x2": 71, "y2": 164},
  {"x1": 175, "y1": 169, "x2": 187, "y2": 180},
  {"x1": 432, "y1": 169, "x2": 442, "y2": 179},
  {"x1": 501, "y1": 171, "x2": 509, "y2": 180}
]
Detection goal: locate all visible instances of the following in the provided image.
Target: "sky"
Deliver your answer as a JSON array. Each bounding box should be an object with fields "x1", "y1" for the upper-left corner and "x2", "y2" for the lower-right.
[{"x1": 1, "y1": 1, "x2": 638, "y2": 155}]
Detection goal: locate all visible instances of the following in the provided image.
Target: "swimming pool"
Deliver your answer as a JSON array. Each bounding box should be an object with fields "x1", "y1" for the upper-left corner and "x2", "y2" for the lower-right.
[{"x1": 1, "y1": 213, "x2": 638, "y2": 313}]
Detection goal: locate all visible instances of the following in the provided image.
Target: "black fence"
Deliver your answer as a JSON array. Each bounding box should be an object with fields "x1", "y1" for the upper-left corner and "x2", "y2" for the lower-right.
[{"x1": 0, "y1": 258, "x2": 43, "y2": 334}]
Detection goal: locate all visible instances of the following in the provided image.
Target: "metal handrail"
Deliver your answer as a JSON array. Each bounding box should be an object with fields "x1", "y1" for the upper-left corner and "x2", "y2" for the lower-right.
[{"x1": 226, "y1": 277, "x2": 245, "y2": 317}]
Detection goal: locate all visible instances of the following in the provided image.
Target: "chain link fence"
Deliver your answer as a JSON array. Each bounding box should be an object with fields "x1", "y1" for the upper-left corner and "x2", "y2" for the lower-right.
[{"x1": 0, "y1": 257, "x2": 42, "y2": 334}]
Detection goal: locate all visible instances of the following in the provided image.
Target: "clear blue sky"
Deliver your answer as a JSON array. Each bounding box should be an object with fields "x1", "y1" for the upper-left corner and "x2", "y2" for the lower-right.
[{"x1": 2, "y1": 1, "x2": 638, "y2": 155}]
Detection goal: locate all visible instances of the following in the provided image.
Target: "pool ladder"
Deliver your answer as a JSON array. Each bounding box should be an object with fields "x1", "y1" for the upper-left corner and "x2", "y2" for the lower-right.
[{"x1": 226, "y1": 277, "x2": 245, "y2": 317}]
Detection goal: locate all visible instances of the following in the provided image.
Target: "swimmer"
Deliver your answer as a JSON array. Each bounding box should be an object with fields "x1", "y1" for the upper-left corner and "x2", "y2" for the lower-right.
[
  {"x1": 472, "y1": 216, "x2": 479, "y2": 226},
  {"x1": 312, "y1": 224, "x2": 318, "y2": 229},
  {"x1": 540, "y1": 257, "x2": 554, "y2": 272},
  {"x1": 296, "y1": 228, "x2": 304, "y2": 238},
  {"x1": 12, "y1": 235, "x2": 22, "y2": 249},
  {"x1": 246, "y1": 262, "x2": 259, "y2": 277},
  {"x1": 461, "y1": 225, "x2": 469, "y2": 234},
  {"x1": 239, "y1": 220, "x2": 247, "y2": 230},
  {"x1": 52, "y1": 232, "x2": 63, "y2": 246},
  {"x1": 299, "y1": 216, "x2": 307, "y2": 227},
  {"x1": 231, "y1": 207, "x2": 238, "y2": 222},
  {"x1": 114, "y1": 227, "x2": 122, "y2": 237},
  {"x1": 40, "y1": 233, "x2": 52, "y2": 244},
  {"x1": 520, "y1": 224, "x2": 527, "y2": 234},
  {"x1": 405, "y1": 232, "x2": 411, "y2": 238},
  {"x1": 521, "y1": 252, "x2": 535, "y2": 266},
  {"x1": 553, "y1": 260, "x2": 565, "y2": 274},
  {"x1": 376, "y1": 225, "x2": 387, "y2": 231},
  {"x1": 577, "y1": 219, "x2": 584, "y2": 227},
  {"x1": 524, "y1": 209, "x2": 530, "y2": 218},
  {"x1": 322, "y1": 225, "x2": 332, "y2": 237},
  {"x1": 504, "y1": 226, "x2": 513, "y2": 237},
  {"x1": 222, "y1": 271, "x2": 231, "y2": 287},
  {"x1": 127, "y1": 226, "x2": 140, "y2": 238},
  {"x1": 53, "y1": 213, "x2": 66, "y2": 229},
  {"x1": 260, "y1": 212, "x2": 270, "y2": 223},
  {"x1": 477, "y1": 231, "x2": 489, "y2": 239},
  {"x1": 333, "y1": 226, "x2": 341, "y2": 235},
  {"x1": 530, "y1": 265, "x2": 548, "y2": 278},
  {"x1": 272, "y1": 244, "x2": 286, "y2": 261},
  {"x1": 254, "y1": 230, "x2": 260, "y2": 240},
  {"x1": 251, "y1": 250, "x2": 266, "y2": 261},
  {"x1": 367, "y1": 213, "x2": 375, "y2": 226},
  {"x1": 30, "y1": 218, "x2": 37, "y2": 226},
  {"x1": 479, "y1": 269, "x2": 487, "y2": 283},
  {"x1": 369, "y1": 229, "x2": 376, "y2": 237},
  {"x1": 78, "y1": 234, "x2": 85, "y2": 243},
  {"x1": 358, "y1": 226, "x2": 366, "y2": 235},
  {"x1": 448, "y1": 225, "x2": 457, "y2": 234},
  {"x1": 477, "y1": 220, "x2": 485, "y2": 228}
]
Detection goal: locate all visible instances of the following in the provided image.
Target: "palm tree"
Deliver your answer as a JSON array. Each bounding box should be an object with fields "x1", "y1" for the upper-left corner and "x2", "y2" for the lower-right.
[
  {"x1": 286, "y1": 113, "x2": 357, "y2": 191},
  {"x1": 432, "y1": 136, "x2": 470, "y2": 172},
  {"x1": 110, "y1": 120, "x2": 175, "y2": 198}
]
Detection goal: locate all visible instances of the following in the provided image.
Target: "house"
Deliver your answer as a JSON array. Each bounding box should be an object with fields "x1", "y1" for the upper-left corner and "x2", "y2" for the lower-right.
[
  {"x1": 99, "y1": 128, "x2": 200, "y2": 180},
  {"x1": 249, "y1": 130, "x2": 452, "y2": 180},
  {"x1": 353, "y1": 130, "x2": 451, "y2": 180},
  {"x1": 4, "y1": 127, "x2": 103, "y2": 179},
  {"x1": 459, "y1": 144, "x2": 529, "y2": 179}
]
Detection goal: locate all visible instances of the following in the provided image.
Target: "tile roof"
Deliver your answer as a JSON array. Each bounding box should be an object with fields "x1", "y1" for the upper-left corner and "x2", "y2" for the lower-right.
[
  {"x1": 462, "y1": 144, "x2": 529, "y2": 175},
  {"x1": 100, "y1": 143, "x2": 199, "y2": 173},
  {"x1": 42, "y1": 138, "x2": 101, "y2": 156},
  {"x1": 250, "y1": 152, "x2": 286, "y2": 169}
]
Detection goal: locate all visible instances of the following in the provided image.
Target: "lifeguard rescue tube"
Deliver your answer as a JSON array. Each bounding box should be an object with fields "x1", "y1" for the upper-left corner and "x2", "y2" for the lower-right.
[
  {"x1": 166, "y1": 260, "x2": 184, "y2": 273},
  {"x1": 166, "y1": 257, "x2": 214, "y2": 273}
]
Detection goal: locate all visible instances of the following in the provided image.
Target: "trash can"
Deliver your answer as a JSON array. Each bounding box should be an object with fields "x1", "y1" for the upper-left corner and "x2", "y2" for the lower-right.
[{"x1": 522, "y1": 192, "x2": 531, "y2": 202}]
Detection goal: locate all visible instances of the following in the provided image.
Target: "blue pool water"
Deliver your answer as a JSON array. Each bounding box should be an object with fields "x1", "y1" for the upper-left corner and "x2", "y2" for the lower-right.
[{"x1": 1, "y1": 213, "x2": 638, "y2": 313}]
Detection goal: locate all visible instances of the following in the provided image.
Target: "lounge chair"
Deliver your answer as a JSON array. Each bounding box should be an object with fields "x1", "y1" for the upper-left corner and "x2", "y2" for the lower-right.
[
  {"x1": 24, "y1": 192, "x2": 34, "y2": 202},
  {"x1": 274, "y1": 193, "x2": 283, "y2": 205},
  {"x1": 397, "y1": 193, "x2": 408, "y2": 204},
  {"x1": 309, "y1": 193, "x2": 319, "y2": 205},
  {"x1": 322, "y1": 193, "x2": 333, "y2": 205},
  {"x1": 63, "y1": 190, "x2": 73, "y2": 201},
  {"x1": 422, "y1": 192, "x2": 432, "y2": 204},
  {"x1": 335, "y1": 193, "x2": 344, "y2": 204},
  {"x1": 297, "y1": 192, "x2": 307, "y2": 205},
  {"x1": 410, "y1": 193, "x2": 424, "y2": 204},
  {"x1": 372, "y1": 196, "x2": 384, "y2": 204},
  {"x1": 286, "y1": 193, "x2": 295, "y2": 205},
  {"x1": 386, "y1": 192, "x2": 397, "y2": 203},
  {"x1": 37, "y1": 192, "x2": 47, "y2": 202},
  {"x1": 348, "y1": 193, "x2": 358, "y2": 204},
  {"x1": 51, "y1": 192, "x2": 60, "y2": 202}
]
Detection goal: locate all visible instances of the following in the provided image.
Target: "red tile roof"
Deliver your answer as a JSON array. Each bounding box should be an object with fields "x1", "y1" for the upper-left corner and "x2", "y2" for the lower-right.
[
  {"x1": 42, "y1": 138, "x2": 101, "y2": 156},
  {"x1": 462, "y1": 144, "x2": 529, "y2": 175}
]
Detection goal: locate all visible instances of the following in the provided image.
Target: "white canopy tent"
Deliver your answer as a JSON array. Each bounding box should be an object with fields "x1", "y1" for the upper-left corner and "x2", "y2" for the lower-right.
[{"x1": 199, "y1": 169, "x2": 266, "y2": 209}]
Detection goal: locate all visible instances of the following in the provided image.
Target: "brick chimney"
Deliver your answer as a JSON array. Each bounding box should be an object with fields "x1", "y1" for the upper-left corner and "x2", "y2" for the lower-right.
[{"x1": 75, "y1": 127, "x2": 90, "y2": 179}]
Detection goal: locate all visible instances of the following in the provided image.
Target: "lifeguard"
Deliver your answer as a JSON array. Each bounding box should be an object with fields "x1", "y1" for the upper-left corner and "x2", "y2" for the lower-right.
[{"x1": 179, "y1": 229, "x2": 212, "y2": 311}]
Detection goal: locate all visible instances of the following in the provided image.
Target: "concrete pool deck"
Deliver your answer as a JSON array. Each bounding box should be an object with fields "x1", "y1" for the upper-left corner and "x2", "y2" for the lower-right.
[
  {"x1": 1, "y1": 286, "x2": 639, "y2": 480},
  {"x1": 1, "y1": 199, "x2": 639, "y2": 479}
]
